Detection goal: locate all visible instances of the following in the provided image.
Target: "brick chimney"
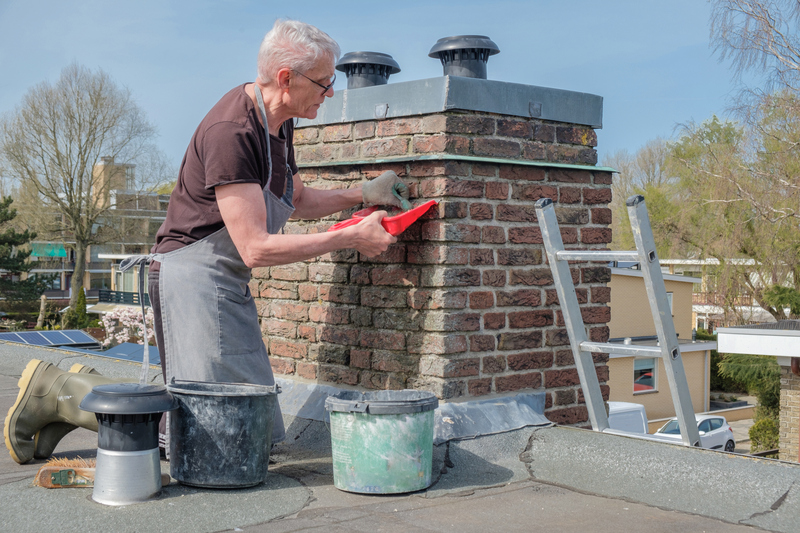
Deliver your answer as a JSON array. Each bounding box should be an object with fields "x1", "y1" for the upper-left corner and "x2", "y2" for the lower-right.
[{"x1": 252, "y1": 74, "x2": 611, "y2": 426}]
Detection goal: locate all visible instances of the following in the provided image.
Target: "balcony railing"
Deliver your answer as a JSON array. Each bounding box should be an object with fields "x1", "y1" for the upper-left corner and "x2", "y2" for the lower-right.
[
  {"x1": 98, "y1": 289, "x2": 150, "y2": 306},
  {"x1": 692, "y1": 292, "x2": 754, "y2": 307}
]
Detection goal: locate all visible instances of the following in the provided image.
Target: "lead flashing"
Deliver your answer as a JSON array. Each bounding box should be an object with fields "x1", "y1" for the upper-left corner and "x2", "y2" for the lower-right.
[{"x1": 299, "y1": 76, "x2": 603, "y2": 128}]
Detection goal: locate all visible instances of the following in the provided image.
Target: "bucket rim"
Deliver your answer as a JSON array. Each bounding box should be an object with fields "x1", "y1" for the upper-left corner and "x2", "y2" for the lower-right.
[
  {"x1": 167, "y1": 379, "x2": 280, "y2": 397},
  {"x1": 325, "y1": 389, "x2": 438, "y2": 414}
]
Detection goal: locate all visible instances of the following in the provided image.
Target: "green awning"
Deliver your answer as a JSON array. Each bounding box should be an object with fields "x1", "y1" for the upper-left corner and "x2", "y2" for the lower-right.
[{"x1": 30, "y1": 243, "x2": 67, "y2": 258}]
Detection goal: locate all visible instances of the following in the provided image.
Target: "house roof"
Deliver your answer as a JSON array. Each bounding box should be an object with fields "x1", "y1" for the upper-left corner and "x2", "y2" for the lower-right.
[
  {"x1": 610, "y1": 267, "x2": 700, "y2": 284},
  {"x1": 718, "y1": 320, "x2": 800, "y2": 358}
]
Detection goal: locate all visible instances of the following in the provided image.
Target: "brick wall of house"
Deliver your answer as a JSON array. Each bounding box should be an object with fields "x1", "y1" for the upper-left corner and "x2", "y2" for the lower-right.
[
  {"x1": 251, "y1": 109, "x2": 611, "y2": 426},
  {"x1": 780, "y1": 366, "x2": 800, "y2": 461}
]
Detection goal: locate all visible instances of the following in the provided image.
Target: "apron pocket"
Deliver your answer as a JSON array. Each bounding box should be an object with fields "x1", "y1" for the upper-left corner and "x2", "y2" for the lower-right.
[{"x1": 216, "y1": 284, "x2": 264, "y2": 355}]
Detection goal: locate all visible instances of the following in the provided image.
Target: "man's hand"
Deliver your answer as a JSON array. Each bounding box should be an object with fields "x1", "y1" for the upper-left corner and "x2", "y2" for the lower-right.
[
  {"x1": 346, "y1": 210, "x2": 396, "y2": 257},
  {"x1": 361, "y1": 171, "x2": 410, "y2": 210}
]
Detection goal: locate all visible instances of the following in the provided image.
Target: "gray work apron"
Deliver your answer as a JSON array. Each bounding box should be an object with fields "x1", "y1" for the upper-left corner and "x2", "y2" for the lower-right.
[{"x1": 122, "y1": 85, "x2": 295, "y2": 444}]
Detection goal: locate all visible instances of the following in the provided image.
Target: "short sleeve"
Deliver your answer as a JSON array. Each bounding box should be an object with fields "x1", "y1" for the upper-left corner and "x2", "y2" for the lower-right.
[{"x1": 201, "y1": 121, "x2": 263, "y2": 189}]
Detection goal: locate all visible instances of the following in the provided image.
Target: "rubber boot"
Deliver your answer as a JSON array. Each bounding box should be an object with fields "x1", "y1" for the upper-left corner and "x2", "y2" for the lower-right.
[
  {"x1": 4, "y1": 360, "x2": 133, "y2": 464},
  {"x1": 33, "y1": 364, "x2": 110, "y2": 460}
]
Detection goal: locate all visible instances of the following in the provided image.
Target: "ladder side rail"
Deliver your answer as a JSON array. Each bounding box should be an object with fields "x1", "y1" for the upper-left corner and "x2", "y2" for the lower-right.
[
  {"x1": 627, "y1": 195, "x2": 701, "y2": 447},
  {"x1": 556, "y1": 251, "x2": 640, "y2": 262},
  {"x1": 536, "y1": 199, "x2": 609, "y2": 432}
]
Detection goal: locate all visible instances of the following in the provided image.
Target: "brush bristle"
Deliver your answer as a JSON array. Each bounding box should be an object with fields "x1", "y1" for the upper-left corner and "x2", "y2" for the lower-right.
[{"x1": 43, "y1": 456, "x2": 96, "y2": 468}]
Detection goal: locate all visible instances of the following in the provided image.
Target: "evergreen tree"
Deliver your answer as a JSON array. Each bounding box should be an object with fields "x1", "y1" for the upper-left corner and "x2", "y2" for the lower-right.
[{"x1": 0, "y1": 196, "x2": 49, "y2": 304}]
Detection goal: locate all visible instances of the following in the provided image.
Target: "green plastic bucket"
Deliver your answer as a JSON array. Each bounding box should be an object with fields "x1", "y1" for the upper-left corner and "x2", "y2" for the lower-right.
[{"x1": 325, "y1": 390, "x2": 438, "y2": 494}]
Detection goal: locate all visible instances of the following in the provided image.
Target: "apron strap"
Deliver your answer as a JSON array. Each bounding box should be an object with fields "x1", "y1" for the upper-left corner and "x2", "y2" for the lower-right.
[{"x1": 119, "y1": 254, "x2": 155, "y2": 385}]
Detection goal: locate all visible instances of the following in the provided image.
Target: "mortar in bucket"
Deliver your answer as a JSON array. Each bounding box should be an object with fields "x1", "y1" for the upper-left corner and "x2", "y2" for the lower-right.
[
  {"x1": 167, "y1": 380, "x2": 279, "y2": 488},
  {"x1": 325, "y1": 389, "x2": 438, "y2": 494}
]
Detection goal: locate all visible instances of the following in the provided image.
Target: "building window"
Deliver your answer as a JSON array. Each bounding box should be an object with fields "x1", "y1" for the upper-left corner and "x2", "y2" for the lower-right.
[
  {"x1": 667, "y1": 292, "x2": 673, "y2": 315},
  {"x1": 633, "y1": 358, "x2": 656, "y2": 393}
]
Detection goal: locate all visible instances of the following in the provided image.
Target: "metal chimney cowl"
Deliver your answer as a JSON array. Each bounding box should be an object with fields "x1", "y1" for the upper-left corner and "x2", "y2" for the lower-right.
[
  {"x1": 336, "y1": 51, "x2": 401, "y2": 89},
  {"x1": 428, "y1": 35, "x2": 500, "y2": 79}
]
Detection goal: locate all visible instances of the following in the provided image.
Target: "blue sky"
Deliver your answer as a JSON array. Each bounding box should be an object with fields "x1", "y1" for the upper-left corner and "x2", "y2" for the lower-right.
[{"x1": 0, "y1": 1, "x2": 749, "y2": 170}]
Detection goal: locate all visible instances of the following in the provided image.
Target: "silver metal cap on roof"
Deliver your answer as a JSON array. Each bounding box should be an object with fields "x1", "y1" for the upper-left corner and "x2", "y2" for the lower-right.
[
  {"x1": 428, "y1": 35, "x2": 500, "y2": 79},
  {"x1": 336, "y1": 51, "x2": 401, "y2": 89}
]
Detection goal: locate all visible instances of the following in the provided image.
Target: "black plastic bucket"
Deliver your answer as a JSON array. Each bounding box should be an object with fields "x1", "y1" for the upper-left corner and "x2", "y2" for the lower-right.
[{"x1": 167, "y1": 380, "x2": 279, "y2": 488}]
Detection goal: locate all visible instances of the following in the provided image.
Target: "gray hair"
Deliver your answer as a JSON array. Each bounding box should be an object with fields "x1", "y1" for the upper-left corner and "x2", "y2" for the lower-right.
[{"x1": 257, "y1": 19, "x2": 340, "y2": 84}]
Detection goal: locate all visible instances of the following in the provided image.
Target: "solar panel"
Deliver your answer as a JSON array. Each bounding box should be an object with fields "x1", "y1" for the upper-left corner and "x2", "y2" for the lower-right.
[
  {"x1": 0, "y1": 329, "x2": 102, "y2": 349},
  {"x1": 0, "y1": 332, "x2": 24, "y2": 343},
  {"x1": 39, "y1": 331, "x2": 72, "y2": 344},
  {"x1": 60, "y1": 330, "x2": 99, "y2": 344},
  {"x1": 16, "y1": 331, "x2": 50, "y2": 345}
]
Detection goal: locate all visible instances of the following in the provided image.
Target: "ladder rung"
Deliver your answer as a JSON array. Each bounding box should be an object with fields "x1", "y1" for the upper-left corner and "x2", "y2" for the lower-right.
[
  {"x1": 580, "y1": 341, "x2": 670, "y2": 357},
  {"x1": 555, "y1": 250, "x2": 639, "y2": 262}
]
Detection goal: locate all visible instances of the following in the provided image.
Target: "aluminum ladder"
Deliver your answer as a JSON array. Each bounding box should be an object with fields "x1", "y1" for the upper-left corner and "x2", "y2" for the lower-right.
[{"x1": 535, "y1": 195, "x2": 700, "y2": 447}]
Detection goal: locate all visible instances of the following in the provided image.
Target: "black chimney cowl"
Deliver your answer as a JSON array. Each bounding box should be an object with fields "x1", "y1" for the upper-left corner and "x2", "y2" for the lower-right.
[
  {"x1": 428, "y1": 35, "x2": 500, "y2": 79},
  {"x1": 336, "y1": 51, "x2": 401, "y2": 89}
]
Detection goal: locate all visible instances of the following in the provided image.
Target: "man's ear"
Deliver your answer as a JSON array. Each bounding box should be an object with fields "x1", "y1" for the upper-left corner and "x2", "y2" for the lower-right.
[{"x1": 276, "y1": 68, "x2": 292, "y2": 90}]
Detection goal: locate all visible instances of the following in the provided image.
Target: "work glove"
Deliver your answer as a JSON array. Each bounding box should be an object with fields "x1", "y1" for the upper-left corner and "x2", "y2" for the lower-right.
[{"x1": 361, "y1": 171, "x2": 411, "y2": 210}]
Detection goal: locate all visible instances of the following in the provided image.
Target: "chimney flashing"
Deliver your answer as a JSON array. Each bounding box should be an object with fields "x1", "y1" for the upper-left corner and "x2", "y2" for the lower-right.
[{"x1": 299, "y1": 76, "x2": 603, "y2": 129}]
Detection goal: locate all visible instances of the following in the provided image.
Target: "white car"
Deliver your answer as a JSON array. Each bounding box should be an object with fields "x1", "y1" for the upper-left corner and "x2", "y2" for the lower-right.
[{"x1": 654, "y1": 414, "x2": 736, "y2": 452}]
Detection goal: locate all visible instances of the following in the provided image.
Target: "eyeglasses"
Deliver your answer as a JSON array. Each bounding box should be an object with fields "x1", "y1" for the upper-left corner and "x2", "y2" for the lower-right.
[{"x1": 293, "y1": 70, "x2": 335, "y2": 95}]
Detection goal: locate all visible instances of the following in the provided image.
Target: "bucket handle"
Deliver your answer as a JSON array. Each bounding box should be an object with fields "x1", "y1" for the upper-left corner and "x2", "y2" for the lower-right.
[{"x1": 169, "y1": 377, "x2": 281, "y2": 394}]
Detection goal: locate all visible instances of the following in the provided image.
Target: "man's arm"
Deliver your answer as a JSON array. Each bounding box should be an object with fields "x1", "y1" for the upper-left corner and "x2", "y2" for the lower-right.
[
  {"x1": 216, "y1": 182, "x2": 395, "y2": 268},
  {"x1": 289, "y1": 173, "x2": 363, "y2": 219}
]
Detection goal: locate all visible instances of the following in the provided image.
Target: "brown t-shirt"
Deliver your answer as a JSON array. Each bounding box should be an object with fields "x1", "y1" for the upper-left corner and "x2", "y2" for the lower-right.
[{"x1": 153, "y1": 83, "x2": 298, "y2": 255}]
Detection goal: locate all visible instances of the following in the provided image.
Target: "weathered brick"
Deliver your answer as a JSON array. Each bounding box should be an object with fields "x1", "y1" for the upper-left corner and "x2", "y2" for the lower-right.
[
  {"x1": 510, "y1": 268, "x2": 552, "y2": 286},
  {"x1": 319, "y1": 326, "x2": 359, "y2": 346},
  {"x1": 308, "y1": 305, "x2": 350, "y2": 324},
  {"x1": 506, "y1": 227, "x2": 541, "y2": 245},
  {"x1": 581, "y1": 227, "x2": 612, "y2": 244},
  {"x1": 546, "y1": 406, "x2": 589, "y2": 426},
  {"x1": 271, "y1": 302, "x2": 309, "y2": 321},
  {"x1": 270, "y1": 263, "x2": 308, "y2": 281},
  {"x1": 582, "y1": 306, "x2": 611, "y2": 324},
  {"x1": 469, "y1": 334, "x2": 496, "y2": 352},
  {"x1": 270, "y1": 357, "x2": 295, "y2": 375},
  {"x1": 298, "y1": 324, "x2": 316, "y2": 342},
  {"x1": 583, "y1": 187, "x2": 612, "y2": 204},
  {"x1": 590, "y1": 326, "x2": 610, "y2": 343},
  {"x1": 545, "y1": 286, "x2": 586, "y2": 306},
  {"x1": 412, "y1": 134, "x2": 470, "y2": 154},
  {"x1": 499, "y1": 165, "x2": 545, "y2": 182},
  {"x1": 269, "y1": 339, "x2": 307, "y2": 359},
  {"x1": 469, "y1": 378, "x2": 492, "y2": 396},
  {"x1": 319, "y1": 285, "x2": 361, "y2": 304},
  {"x1": 470, "y1": 249, "x2": 494, "y2": 266},
  {"x1": 495, "y1": 372, "x2": 542, "y2": 392},
  {"x1": 508, "y1": 310, "x2": 554, "y2": 328},
  {"x1": 370, "y1": 265, "x2": 420, "y2": 286},
  {"x1": 546, "y1": 328, "x2": 570, "y2": 347},
  {"x1": 308, "y1": 263, "x2": 349, "y2": 283},
  {"x1": 407, "y1": 244, "x2": 469, "y2": 265},
  {"x1": 361, "y1": 287, "x2": 408, "y2": 308},
  {"x1": 371, "y1": 352, "x2": 417, "y2": 373},
  {"x1": 472, "y1": 163, "x2": 498, "y2": 177},
  {"x1": 293, "y1": 127, "x2": 319, "y2": 144},
  {"x1": 497, "y1": 119, "x2": 533, "y2": 138},
  {"x1": 323, "y1": 124, "x2": 353, "y2": 142},
  {"x1": 582, "y1": 266, "x2": 611, "y2": 283},
  {"x1": 444, "y1": 358, "x2": 480, "y2": 378},
  {"x1": 591, "y1": 207, "x2": 613, "y2": 225},
  {"x1": 556, "y1": 126, "x2": 598, "y2": 146},
  {"x1": 422, "y1": 115, "x2": 447, "y2": 133},
  {"x1": 484, "y1": 312, "x2": 506, "y2": 330},
  {"x1": 554, "y1": 349, "x2": 574, "y2": 366},
  {"x1": 549, "y1": 169, "x2": 592, "y2": 184},
  {"x1": 482, "y1": 355, "x2": 506, "y2": 374},
  {"x1": 360, "y1": 244, "x2": 407, "y2": 264},
  {"x1": 362, "y1": 138, "x2": 409, "y2": 157},
  {"x1": 469, "y1": 291, "x2": 494, "y2": 309},
  {"x1": 496, "y1": 205, "x2": 537, "y2": 223},
  {"x1": 421, "y1": 221, "x2": 482, "y2": 243},
  {"x1": 512, "y1": 184, "x2": 558, "y2": 202},
  {"x1": 423, "y1": 311, "x2": 481, "y2": 332},
  {"x1": 559, "y1": 187, "x2": 582, "y2": 204},
  {"x1": 361, "y1": 331, "x2": 406, "y2": 349},
  {"x1": 260, "y1": 281, "x2": 298, "y2": 299},
  {"x1": 445, "y1": 115, "x2": 495, "y2": 135},
  {"x1": 421, "y1": 267, "x2": 481, "y2": 287},
  {"x1": 545, "y1": 368, "x2": 581, "y2": 388},
  {"x1": 469, "y1": 203, "x2": 493, "y2": 220},
  {"x1": 591, "y1": 286, "x2": 611, "y2": 304},
  {"x1": 319, "y1": 364, "x2": 359, "y2": 386},
  {"x1": 482, "y1": 226, "x2": 506, "y2": 244},
  {"x1": 486, "y1": 182, "x2": 509, "y2": 200},
  {"x1": 377, "y1": 118, "x2": 422, "y2": 136},
  {"x1": 555, "y1": 207, "x2": 589, "y2": 225},
  {"x1": 533, "y1": 124, "x2": 555, "y2": 143},
  {"x1": 438, "y1": 201, "x2": 468, "y2": 219},
  {"x1": 419, "y1": 178, "x2": 484, "y2": 198},
  {"x1": 373, "y1": 308, "x2": 421, "y2": 330},
  {"x1": 497, "y1": 249, "x2": 541, "y2": 266},
  {"x1": 594, "y1": 171, "x2": 613, "y2": 185},
  {"x1": 507, "y1": 351, "x2": 554, "y2": 371},
  {"x1": 408, "y1": 289, "x2": 468, "y2": 310},
  {"x1": 298, "y1": 283, "x2": 318, "y2": 301},
  {"x1": 354, "y1": 121, "x2": 376, "y2": 139},
  {"x1": 263, "y1": 319, "x2": 297, "y2": 338},
  {"x1": 496, "y1": 289, "x2": 541, "y2": 307},
  {"x1": 498, "y1": 331, "x2": 542, "y2": 350},
  {"x1": 560, "y1": 227, "x2": 579, "y2": 244},
  {"x1": 521, "y1": 142, "x2": 547, "y2": 161},
  {"x1": 482, "y1": 270, "x2": 506, "y2": 287},
  {"x1": 349, "y1": 349, "x2": 371, "y2": 369},
  {"x1": 407, "y1": 333, "x2": 468, "y2": 354}
]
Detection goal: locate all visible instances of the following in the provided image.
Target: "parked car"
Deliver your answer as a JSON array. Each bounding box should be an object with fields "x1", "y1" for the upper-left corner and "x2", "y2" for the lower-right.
[
  {"x1": 654, "y1": 414, "x2": 735, "y2": 452},
  {"x1": 633, "y1": 372, "x2": 654, "y2": 391},
  {"x1": 607, "y1": 401, "x2": 648, "y2": 434}
]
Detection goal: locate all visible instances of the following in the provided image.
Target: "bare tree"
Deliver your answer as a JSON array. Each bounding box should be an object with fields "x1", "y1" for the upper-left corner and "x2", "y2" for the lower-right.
[{"x1": 0, "y1": 63, "x2": 169, "y2": 306}]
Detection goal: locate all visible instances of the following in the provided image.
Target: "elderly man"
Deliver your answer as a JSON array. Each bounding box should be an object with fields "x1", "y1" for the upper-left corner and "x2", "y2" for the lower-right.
[{"x1": 4, "y1": 19, "x2": 407, "y2": 464}]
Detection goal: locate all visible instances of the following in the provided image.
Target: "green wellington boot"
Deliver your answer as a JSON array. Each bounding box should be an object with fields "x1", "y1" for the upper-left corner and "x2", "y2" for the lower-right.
[
  {"x1": 32, "y1": 363, "x2": 111, "y2": 460},
  {"x1": 4, "y1": 360, "x2": 132, "y2": 464}
]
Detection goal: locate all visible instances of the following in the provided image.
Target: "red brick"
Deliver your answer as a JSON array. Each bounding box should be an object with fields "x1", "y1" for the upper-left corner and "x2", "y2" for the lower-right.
[
  {"x1": 497, "y1": 249, "x2": 541, "y2": 266},
  {"x1": 559, "y1": 187, "x2": 582, "y2": 204},
  {"x1": 495, "y1": 372, "x2": 542, "y2": 393},
  {"x1": 472, "y1": 163, "x2": 498, "y2": 176},
  {"x1": 512, "y1": 184, "x2": 558, "y2": 202},
  {"x1": 507, "y1": 351, "x2": 554, "y2": 371},
  {"x1": 482, "y1": 270, "x2": 506, "y2": 287},
  {"x1": 444, "y1": 358, "x2": 480, "y2": 378},
  {"x1": 469, "y1": 334, "x2": 496, "y2": 352},
  {"x1": 263, "y1": 319, "x2": 297, "y2": 338},
  {"x1": 319, "y1": 326, "x2": 359, "y2": 345},
  {"x1": 468, "y1": 378, "x2": 492, "y2": 396},
  {"x1": 407, "y1": 244, "x2": 469, "y2": 265},
  {"x1": 271, "y1": 302, "x2": 309, "y2": 321},
  {"x1": 499, "y1": 165, "x2": 545, "y2": 182},
  {"x1": 270, "y1": 357, "x2": 295, "y2": 375},
  {"x1": 298, "y1": 324, "x2": 316, "y2": 342},
  {"x1": 533, "y1": 124, "x2": 555, "y2": 143},
  {"x1": 521, "y1": 142, "x2": 547, "y2": 160},
  {"x1": 583, "y1": 187, "x2": 612, "y2": 204},
  {"x1": 560, "y1": 227, "x2": 578, "y2": 244},
  {"x1": 421, "y1": 268, "x2": 481, "y2": 287},
  {"x1": 508, "y1": 310, "x2": 554, "y2": 328},
  {"x1": 308, "y1": 263, "x2": 349, "y2": 283},
  {"x1": 260, "y1": 281, "x2": 298, "y2": 299},
  {"x1": 498, "y1": 331, "x2": 542, "y2": 350},
  {"x1": 484, "y1": 312, "x2": 506, "y2": 330},
  {"x1": 594, "y1": 172, "x2": 613, "y2": 185},
  {"x1": 269, "y1": 339, "x2": 307, "y2": 359},
  {"x1": 549, "y1": 169, "x2": 591, "y2": 184},
  {"x1": 370, "y1": 265, "x2": 420, "y2": 286},
  {"x1": 419, "y1": 178, "x2": 484, "y2": 198},
  {"x1": 319, "y1": 364, "x2": 359, "y2": 386},
  {"x1": 555, "y1": 207, "x2": 589, "y2": 225},
  {"x1": 554, "y1": 349, "x2": 574, "y2": 366},
  {"x1": 360, "y1": 244, "x2": 407, "y2": 264},
  {"x1": 362, "y1": 138, "x2": 409, "y2": 157},
  {"x1": 482, "y1": 355, "x2": 506, "y2": 374},
  {"x1": 372, "y1": 352, "x2": 418, "y2": 373},
  {"x1": 407, "y1": 289, "x2": 468, "y2": 310},
  {"x1": 438, "y1": 201, "x2": 468, "y2": 219},
  {"x1": 469, "y1": 203, "x2": 493, "y2": 220},
  {"x1": 360, "y1": 371, "x2": 387, "y2": 390},
  {"x1": 413, "y1": 134, "x2": 469, "y2": 154},
  {"x1": 354, "y1": 121, "x2": 376, "y2": 139},
  {"x1": 497, "y1": 119, "x2": 533, "y2": 138},
  {"x1": 578, "y1": 384, "x2": 610, "y2": 404},
  {"x1": 592, "y1": 286, "x2": 611, "y2": 303},
  {"x1": 377, "y1": 118, "x2": 422, "y2": 136},
  {"x1": 591, "y1": 207, "x2": 612, "y2": 225},
  {"x1": 590, "y1": 326, "x2": 610, "y2": 343},
  {"x1": 546, "y1": 328, "x2": 570, "y2": 347},
  {"x1": 556, "y1": 126, "x2": 597, "y2": 146},
  {"x1": 319, "y1": 285, "x2": 361, "y2": 304},
  {"x1": 509, "y1": 268, "x2": 552, "y2": 286},
  {"x1": 361, "y1": 331, "x2": 406, "y2": 349},
  {"x1": 469, "y1": 291, "x2": 494, "y2": 309},
  {"x1": 486, "y1": 182, "x2": 509, "y2": 200},
  {"x1": 470, "y1": 249, "x2": 494, "y2": 266},
  {"x1": 582, "y1": 267, "x2": 611, "y2": 283},
  {"x1": 361, "y1": 287, "x2": 408, "y2": 308},
  {"x1": 581, "y1": 227, "x2": 612, "y2": 244},
  {"x1": 445, "y1": 115, "x2": 495, "y2": 134},
  {"x1": 323, "y1": 124, "x2": 352, "y2": 142},
  {"x1": 496, "y1": 289, "x2": 541, "y2": 307},
  {"x1": 554, "y1": 389, "x2": 576, "y2": 406},
  {"x1": 496, "y1": 205, "x2": 537, "y2": 223},
  {"x1": 270, "y1": 263, "x2": 308, "y2": 281},
  {"x1": 482, "y1": 226, "x2": 506, "y2": 244},
  {"x1": 545, "y1": 368, "x2": 581, "y2": 388},
  {"x1": 298, "y1": 283, "x2": 318, "y2": 301},
  {"x1": 507, "y1": 227, "x2": 542, "y2": 244},
  {"x1": 293, "y1": 127, "x2": 319, "y2": 144},
  {"x1": 407, "y1": 333, "x2": 468, "y2": 354},
  {"x1": 350, "y1": 349, "x2": 371, "y2": 369},
  {"x1": 309, "y1": 305, "x2": 350, "y2": 324},
  {"x1": 421, "y1": 221, "x2": 481, "y2": 243},
  {"x1": 546, "y1": 406, "x2": 589, "y2": 425}
]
